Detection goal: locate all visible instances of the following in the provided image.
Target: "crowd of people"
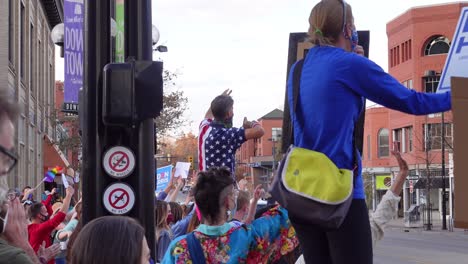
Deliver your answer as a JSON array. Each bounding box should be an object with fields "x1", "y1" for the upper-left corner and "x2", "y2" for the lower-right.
[{"x1": 0, "y1": 0, "x2": 453, "y2": 263}]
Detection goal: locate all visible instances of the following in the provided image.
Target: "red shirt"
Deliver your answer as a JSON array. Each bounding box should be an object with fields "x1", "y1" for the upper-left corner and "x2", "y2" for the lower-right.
[
  {"x1": 28, "y1": 211, "x2": 66, "y2": 264},
  {"x1": 42, "y1": 194, "x2": 54, "y2": 216}
]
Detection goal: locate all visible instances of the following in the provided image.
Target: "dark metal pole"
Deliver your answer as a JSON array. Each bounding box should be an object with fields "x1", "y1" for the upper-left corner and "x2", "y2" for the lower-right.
[
  {"x1": 124, "y1": 0, "x2": 156, "y2": 257},
  {"x1": 82, "y1": 0, "x2": 112, "y2": 225},
  {"x1": 441, "y1": 112, "x2": 447, "y2": 230},
  {"x1": 425, "y1": 123, "x2": 432, "y2": 230}
]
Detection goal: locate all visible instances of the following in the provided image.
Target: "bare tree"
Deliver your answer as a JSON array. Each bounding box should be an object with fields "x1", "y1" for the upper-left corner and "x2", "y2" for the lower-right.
[{"x1": 154, "y1": 70, "x2": 189, "y2": 139}]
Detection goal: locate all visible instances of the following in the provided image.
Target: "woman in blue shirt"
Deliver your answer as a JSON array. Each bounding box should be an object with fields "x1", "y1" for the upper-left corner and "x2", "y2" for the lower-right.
[{"x1": 287, "y1": 1, "x2": 451, "y2": 263}]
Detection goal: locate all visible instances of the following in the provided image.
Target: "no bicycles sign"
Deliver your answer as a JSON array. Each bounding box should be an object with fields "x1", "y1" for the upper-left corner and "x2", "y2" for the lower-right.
[
  {"x1": 102, "y1": 146, "x2": 135, "y2": 178},
  {"x1": 103, "y1": 183, "x2": 135, "y2": 215}
]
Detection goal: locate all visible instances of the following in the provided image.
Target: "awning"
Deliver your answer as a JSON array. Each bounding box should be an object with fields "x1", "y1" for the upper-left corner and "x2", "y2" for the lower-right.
[
  {"x1": 43, "y1": 135, "x2": 70, "y2": 171},
  {"x1": 413, "y1": 177, "x2": 450, "y2": 189}
]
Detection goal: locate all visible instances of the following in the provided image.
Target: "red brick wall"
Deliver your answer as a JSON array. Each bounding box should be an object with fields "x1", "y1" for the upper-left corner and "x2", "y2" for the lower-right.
[
  {"x1": 257, "y1": 119, "x2": 283, "y2": 156},
  {"x1": 363, "y1": 3, "x2": 466, "y2": 170}
]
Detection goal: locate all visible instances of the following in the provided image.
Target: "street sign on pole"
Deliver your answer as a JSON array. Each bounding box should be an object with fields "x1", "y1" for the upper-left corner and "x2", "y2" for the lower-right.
[
  {"x1": 102, "y1": 146, "x2": 136, "y2": 178},
  {"x1": 103, "y1": 182, "x2": 135, "y2": 215}
]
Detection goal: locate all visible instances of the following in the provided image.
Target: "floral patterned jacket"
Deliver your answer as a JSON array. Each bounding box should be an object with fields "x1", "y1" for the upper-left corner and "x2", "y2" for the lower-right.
[{"x1": 161, "y1": 206, "x2": 298, "y2": 264}]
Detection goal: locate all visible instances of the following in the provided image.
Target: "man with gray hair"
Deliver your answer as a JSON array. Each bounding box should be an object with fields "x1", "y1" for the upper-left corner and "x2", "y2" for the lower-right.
[{"x1": 0, "y1": 88, "x2": 59, "y2": 263}]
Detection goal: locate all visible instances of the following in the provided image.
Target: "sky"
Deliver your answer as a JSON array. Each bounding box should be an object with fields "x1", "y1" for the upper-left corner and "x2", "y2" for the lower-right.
[{"x1": 56, "y1": 0, "x2": 461, "y2": 135}]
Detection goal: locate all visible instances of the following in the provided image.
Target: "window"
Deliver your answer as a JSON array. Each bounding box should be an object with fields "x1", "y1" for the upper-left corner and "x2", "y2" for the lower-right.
[
  {"x1": 30, "y1": 23, "x2": 35, "y2": 97},
  {"x1": 425, "y1": 123, "x2": 453, "y2": 150},
  {"x1": 402, "y1": 79, "x2": 413, "y2": 90},
  {"x1": 378, "y1": 129, "x2": 389, "y2": 157},
  {"x1": 8, "y1": 0, "x2": 14, "y2": 63},
  {"x1": 397, "y1": 46, "x2": 400, "y2": 64},
  {"x1": 424, "y1": 75, "x2": 440, "y2": 93},
  {"x1": 272, "y1": 127, "x2": 282, "y2": 141},
  {"x1": 29, "y1": 149, "x2": 35, "y2": 181},
  {"x1": 401, "y1": 40, "x2": 412, "y2": 62},
  {"x1": 367, "y1": 135, "x2": 371, "y2": 160},
  {"x1": 19, "y1": 116, "x2": 26, "y2": 143},
  {"x1": 393, "y1": 128, "x2": 402, "y2": 151},
  {"x1": 389, "y1": 49, "x2": 394, "y2": 67},
  {"x1": 402, "y1": 42, "x2": 406, "y2": 62},
  {"x1": 19, "y1": 144, "x2": 26, "y2": 184},
  {"x1": 424, "y1": 36, "x2": 450, "y2": 56},
  {"x1": 406, "y1": 126, "x2": 413, "y2": 152},
  {"x1": 409, "y1": 39, "x2": 412, "y2": 59},
  {"x1": 29, "y1": 125, "x2": 35, "y2": 149},
  {"x1": 20, "y1": 3, "x2": 25, "y2": 78}
]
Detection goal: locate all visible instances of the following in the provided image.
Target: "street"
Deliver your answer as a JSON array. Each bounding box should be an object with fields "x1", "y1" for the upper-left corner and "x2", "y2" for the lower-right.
[{"x1": 374, "y1": 229, "x2": 468, "y2": 264}]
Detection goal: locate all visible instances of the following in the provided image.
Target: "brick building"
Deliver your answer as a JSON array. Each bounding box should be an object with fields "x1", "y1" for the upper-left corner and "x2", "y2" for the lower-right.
[
  {"x1": 1, "y1": 0, "x2": 68, "y2": 193},
  {"x1": 362, "y1": 2, "x2": 468, "y2": 222},
  {"x1": 236, "y1": 109, "x2": 283, "y2": 191}
]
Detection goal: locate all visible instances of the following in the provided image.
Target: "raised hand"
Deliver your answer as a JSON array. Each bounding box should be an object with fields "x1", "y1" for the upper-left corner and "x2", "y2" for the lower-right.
[
  {"x1": 38, "y1": 242, "x2": 61, "y2": 261},
  {"x1": 253, "y1": 184, "x2": 265, "y2": 202},
  {"x1": 354, "y1": 45, "x2": 365, "y2": 56},
  {"x1": 221, "y1": 89, "x2": 232, "y2": 96},
  {"x1": 3, "y1": 198, "x2": 30, "y2": 249},
  {"x1": 65, "y1": 186, "x2": 75, "y2": 198}
]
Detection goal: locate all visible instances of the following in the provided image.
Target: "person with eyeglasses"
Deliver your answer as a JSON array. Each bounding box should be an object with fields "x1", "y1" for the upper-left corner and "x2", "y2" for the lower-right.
[{"x1": 0, "y1": 88, "x2": 60, "y2": 264}]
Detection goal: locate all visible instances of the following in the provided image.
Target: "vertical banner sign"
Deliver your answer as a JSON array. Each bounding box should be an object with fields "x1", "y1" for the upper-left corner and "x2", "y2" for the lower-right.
[
  {"x1": 156, "y1": 165, "x2": 173, "y2": 193},
  {"x1": 64, "y1": 0, "x2": 84, "y2": 103},
  {"x1": 115, "y1": 0, "x2": 125, "y2": 62}
]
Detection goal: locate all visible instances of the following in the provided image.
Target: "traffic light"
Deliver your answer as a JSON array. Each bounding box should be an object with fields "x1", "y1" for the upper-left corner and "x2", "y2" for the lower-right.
[{"x1": 188, "y1": 156, "x2": 193, "y2": 169}]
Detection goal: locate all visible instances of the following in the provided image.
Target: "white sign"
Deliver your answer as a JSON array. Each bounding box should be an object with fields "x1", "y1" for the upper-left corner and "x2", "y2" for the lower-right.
[
  {"x1": 103, "y1": 146, "x2": 135, "y2": 178},
  {"x1": 174, "y1": 162, "x2": 191, "y2": 179},
  {"x1": 103, "y1": 182, "x2": 135, "y2": 215},
  {"x1": 437, "y1": 7, "x2": 468, "y2": 93},
  {"x1": 62, "y1": 174, "x2": 70, "y2": 189}
]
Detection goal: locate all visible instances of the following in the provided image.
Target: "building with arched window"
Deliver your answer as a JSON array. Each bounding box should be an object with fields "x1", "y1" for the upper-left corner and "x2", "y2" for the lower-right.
[{"x1": 362, "y1": 2, "x2": 468, "y2": 226}]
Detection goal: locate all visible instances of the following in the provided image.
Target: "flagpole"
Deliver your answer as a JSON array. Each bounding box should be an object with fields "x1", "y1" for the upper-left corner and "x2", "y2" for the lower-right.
[{"x1": 33, "y1": 180, "x2": 44, "y2": 190}]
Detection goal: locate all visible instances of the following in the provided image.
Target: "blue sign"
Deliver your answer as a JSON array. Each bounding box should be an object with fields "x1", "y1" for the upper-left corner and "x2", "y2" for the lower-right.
[
  {"x1": 438, "y1": 7, "x2": 468, "y2": 93},
  {"x1": 156, "y1": 165, "x2": 173, "y2": 192},
  {"x1": 64, "y1": 0, "x2": 84, "y2": 103}
]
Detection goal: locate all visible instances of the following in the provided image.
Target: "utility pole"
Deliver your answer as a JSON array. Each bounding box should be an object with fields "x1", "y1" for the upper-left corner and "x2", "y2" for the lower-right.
[
  {"x1": 441, "y1": 112, "x2": 447, "y2": 230},
  {"x1": 82, "y1": 0, "x2": 163, "y2": 259},
  {"x1": 424, "y1": 123, "x2": 432, "y2": 231}
]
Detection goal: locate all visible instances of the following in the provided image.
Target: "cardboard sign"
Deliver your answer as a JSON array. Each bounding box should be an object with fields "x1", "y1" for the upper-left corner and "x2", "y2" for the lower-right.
[
  {"x1": 174, "y1": 162, "x2": 191, "y2": 179},
  {"x1": 451, "y1": 77, "x2": 468, "y2": 229},
  {"x1": 437, "y1": 7, "x2": 468, "y2": 93}
]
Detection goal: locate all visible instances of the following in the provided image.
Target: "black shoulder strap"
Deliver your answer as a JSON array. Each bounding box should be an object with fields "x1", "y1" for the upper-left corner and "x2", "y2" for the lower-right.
[
  {"x1": 186, "y1": 232, "x2": 206, "y2": 264},
  {"x1": 292, "y1": 60, "x2": 305, "y2": 115},
  {"x1": 281, "y1": 60, "x2": 304, "y2": 154}
]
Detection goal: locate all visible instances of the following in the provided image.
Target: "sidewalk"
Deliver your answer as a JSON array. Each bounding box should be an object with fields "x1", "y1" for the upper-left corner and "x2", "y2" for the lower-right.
[{"x1": 385, "y1": 217, "x2": 468, "y2": 236}]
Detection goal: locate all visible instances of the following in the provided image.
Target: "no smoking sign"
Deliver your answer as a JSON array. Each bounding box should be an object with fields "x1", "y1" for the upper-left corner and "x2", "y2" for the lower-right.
[
  {"x1": 103, "y1": 183, "x2": 135, "y2": 215},
  {"x1": 103, "y1": 146, "x2": 135, "y2": 178}
]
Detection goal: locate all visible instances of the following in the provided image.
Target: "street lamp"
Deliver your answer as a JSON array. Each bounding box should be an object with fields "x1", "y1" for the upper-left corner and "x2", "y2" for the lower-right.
[
  {"x1": 51, "y1": 23, "x2": 64, "y2": 57},
  {"x1": 152, "y1": 25, "x2": 168, "y2": 53},
  {"x1": 152, "y1": 25, "x2": 160, "y2": 46}
]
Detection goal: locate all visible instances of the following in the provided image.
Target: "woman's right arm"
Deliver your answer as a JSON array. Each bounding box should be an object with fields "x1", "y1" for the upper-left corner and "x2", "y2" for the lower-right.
[{"x1": 348, "y1": 55, "x2": 451, "y2": 115}]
